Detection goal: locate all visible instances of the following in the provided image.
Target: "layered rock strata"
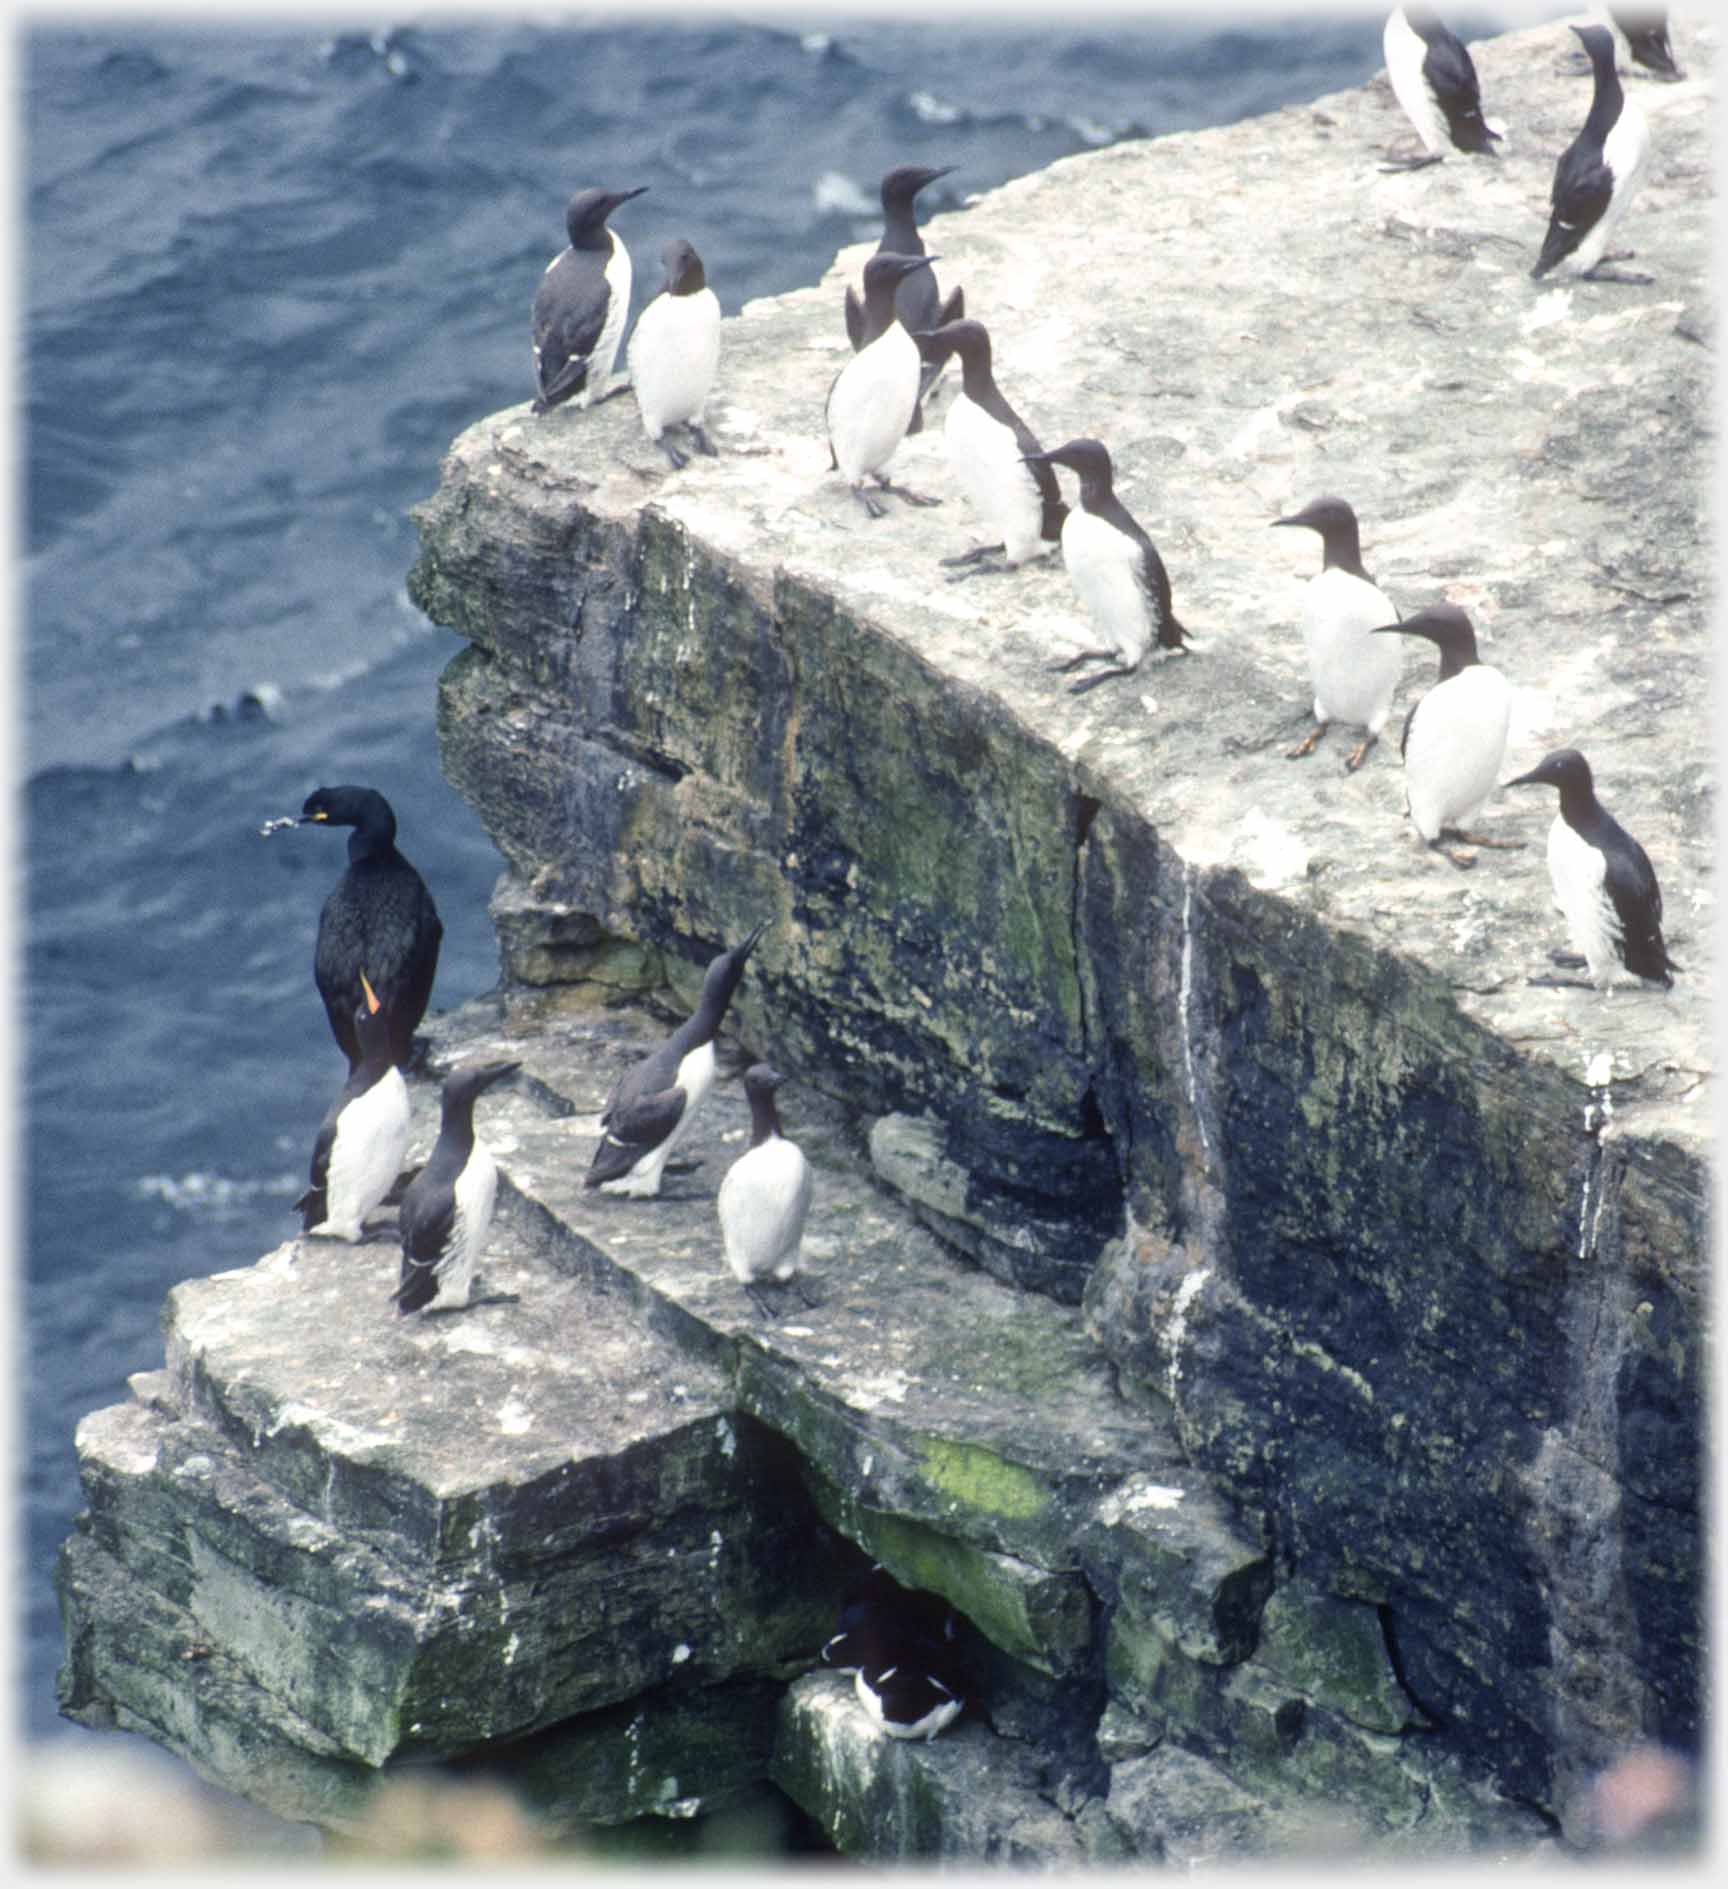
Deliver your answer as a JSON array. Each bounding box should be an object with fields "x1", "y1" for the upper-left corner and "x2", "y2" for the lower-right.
[{"x1": 60, "y1": 18, "x2": 1709, "y2": 1862}]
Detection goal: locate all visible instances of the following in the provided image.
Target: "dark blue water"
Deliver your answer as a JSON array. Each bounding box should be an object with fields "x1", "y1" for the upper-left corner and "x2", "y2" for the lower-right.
[{"x1": 24, "y1": 6, "x2": 1410, "y2": 1798}]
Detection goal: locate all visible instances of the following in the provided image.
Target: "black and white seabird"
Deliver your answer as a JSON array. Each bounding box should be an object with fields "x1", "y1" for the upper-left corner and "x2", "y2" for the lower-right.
[
  {"x1": 819, "y1": 1564, "x2": 966, "y2": 1741},
  {"x1": 628, "y1": 238, "x2": 721, "y2": 469},
  {"x1": 911, "y1": 318, "x2": 1066, "y2": 578},
  {"x1": 298, "y1": 785, "x2": 443, "y2": 1071},
  {"x1": 1504, "y1": 748, "x2": 1679, "y2": 989},
  {"x1": 394, "y1": 1059, "x2": 520, "y2": 1315},
  {"x1": 1271, "y1": 496, "x2": 1403, "y2": 771},
  {"x1": 1022, "y1": 437, "x2": 1191, "y2": 694},
  {"x1": 1610, "y1": 6, "x2": 1685, "y2": 82},
  {"x1": 586, "y1": 923, "x2": 765, "y2": 1198},
  {"x1": 531, "y1": 185, "x2": 649, "y2": 416},
  {"x1": 1532, "y1": 26, "x2": 1652, "y2": 285},
  {"x1": 717, "y1": 1063, "x2": 815, "y2": 1318},
  {"x1": 827, "y1": 253, "x2": 944, "y2": 518},
  {"x1": 1381, "y1": 5, "x2": 1502, "y2": 169},
  {"x1": 296, "y1": 971, "x2": 411, "y2": 1242},
  {"x1": 843, "y1": 164, "x2": 964, "y2": 435},
  {"x1": 1371, "y1": 603, "x2": 1520, "y2": 868}
]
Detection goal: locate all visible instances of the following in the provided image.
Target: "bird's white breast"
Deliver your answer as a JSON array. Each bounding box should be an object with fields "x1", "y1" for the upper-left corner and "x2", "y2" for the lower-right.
[
  {"x1": 944, "y1": 394, "x2": 1046, "y2": 565},
  {"x1": 321, "y1": 1068, "x2": 411, "y2": 1241},
  {"x1": 1546, "y1": 814, "x2": 1623, "y2": 986},
  {"x1": 829, "y1": 324, "x2": 920, "y2": 482},
  {"x1": 1403, "y1": 663, "x2": 1512, "y2": 838},
  {"x1": 434, "y1": 1141, "x2": 499, "y2": 1309},
  {"x1": 1302, "y1": 567, "x2": 1403, "y2": 732},
  {"x1": 1383, "y1": 8, "x2": 1447, "y2": 155},
  {"x1": 1062, "y1": 509, "x2": 1152, "y2": 659},
  {"x1": 629, "y1": 286, "x2": 721, "y2": 437},
  {"x1": 717, "y1": 1134, "x2": 813, "y2": 1283}
]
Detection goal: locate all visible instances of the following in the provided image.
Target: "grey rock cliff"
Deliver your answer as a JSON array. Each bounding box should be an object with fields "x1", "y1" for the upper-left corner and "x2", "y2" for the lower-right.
[{"x1": 61, "y1": 19, "x2": 1708, "y2": 1862}]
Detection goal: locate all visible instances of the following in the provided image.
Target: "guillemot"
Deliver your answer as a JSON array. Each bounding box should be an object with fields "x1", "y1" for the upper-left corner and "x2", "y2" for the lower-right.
[
  {"x1": 912, "y1": 318, "x2": 1066, "y2": 577},
  {"x1": 1023, "y1": 437, "x2": 1191, "y2": 693},
  {"x1": 1504, "y1": 747, "x2": 1679, "y2": 989},
  {"x1": 297, "y1": 785, "x2": 442, "y2": 1071},
  {"x1": 844, "y1": 164, "x2": 964, "y2": 434},
  {"x1": 296, "y1": 970, "x2": 411, "y2": 1243},
  {"x1": 531, "y1": 184, "x2": 648, "y2": 415},
  {"x1": 586, "y1": 923, "x2": 765, "y2": 1198},
  {"x1": 1532, "y1": 25, "x2": 1651, "y2": 285},
  {"x1": 827, "y1": 252, "x2": 944, "y2": 518},
  {"x1": 394, "y1": 1059, "x2": 520, "y2": 1315},
  {"x1": 628, "y1": 237, "x2": 721, "y2": 469},
  {"x1": 1381, "y1": 5, "x2": 1502, "y2": 169},
  {"x1": 1271, "y1": 496, "x2": 1403, "y2": 771},
  {"x1": 1371, "y1": 603, "x2": 1520, "y2": 868},
  {"x1": 717, "y1": 1063, "x2": 815, "y2": 1318}
]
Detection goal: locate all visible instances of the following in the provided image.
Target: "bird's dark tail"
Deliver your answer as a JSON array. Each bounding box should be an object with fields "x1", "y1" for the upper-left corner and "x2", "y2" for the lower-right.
[{"x1": 293, "y1": 1186, "x2": 325, "y2": 1231}]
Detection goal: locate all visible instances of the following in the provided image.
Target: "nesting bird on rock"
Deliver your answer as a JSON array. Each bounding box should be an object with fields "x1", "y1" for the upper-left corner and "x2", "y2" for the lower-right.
[
  {"x1": 531, "y1": 185, "x2": 648, "y2": 416},
  {"x1": 717, "y1": 1064, "x2": 815, "y2": 1318},
  {"x1": 296, "y1": 785, "x2": 443, "y2": 1072},
  {"x1": 827, "y1": 253, "x2": 944, "y2": 518},
  {"x1": 586, "y1": 924, "x2": 765, "y2": 1198},
  {"x1": 844, "y1": 164, "x2": 964, "y2": 434},
  {"x1": 1272, "y1": 496, "x2": 1403, "y2": 772},
  {"x1": 1532, "y1": 25, "x2": 1651, "y2": 285},
  {"x1": 395, "y1": 1059, "x2": 520, "y2": 1316},
  {"x1": 296, "y1": 971, "x2": 411, "y2": 1243},
  {"x1": 629, "y1": 237, "x2": 721, "y2": 469},
  {"x1": 911, "y1": 318, "x2": 1066, "y2": 578},
  {"x1": 1372, "y1": 603, "x2": 1519, "y2": 869},
  {"x1": 1380, "y1": 5, "x2": 1502, "y2": 169},
  {"x1": 1023, "y1": 437, "x2": 1191, "y2": 693},
  {"x1": 821, "y1": 1564, "x2": 967, "y2": 1742},
  {"x1": 1504, "y1": 748, "x2": 1679, "y2": 990}
]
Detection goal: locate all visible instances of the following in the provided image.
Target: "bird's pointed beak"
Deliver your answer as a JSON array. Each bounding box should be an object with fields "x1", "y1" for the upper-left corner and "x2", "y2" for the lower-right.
[
  {"x1": 360, "y1": 971, "x2": 381, "y2": 1014},
  {"x1": 1271, "y1": 516, "x2": 1299, "y2": 529},
  {"x1": 302, "y1": 810, "x2": 329, "y2": 823},
  {"x1": 478, "y1": 1061, "x2": 522, "y2": 1091},
  {"x1": 1503, "y1": 769, "x2": 1542, "y2": 790},
  {"x1": 739, "y1": 920, "x2": 769, "y2": 959},
  {"x1": 1368, "y1": 623, "x2": 1406, "y2": 637}
]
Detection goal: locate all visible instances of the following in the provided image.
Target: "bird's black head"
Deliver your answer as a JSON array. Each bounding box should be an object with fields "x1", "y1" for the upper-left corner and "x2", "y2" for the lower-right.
[
  {"x1": 441, "y1": 1059, "x2": 520, "y2": 1120},
  {"x1": 742, "y1": 1062, "x2": 786, "y2": 1100},
  {"x1": 909, "y1": 316, "x2": 988, "y2": 370},
  {"x1": 659, "y1": 237, "x2": 707, "y2": 297},
  {"x1": 700, "y1": 921, "x2": 766, "y2": 1017},
  {"x1": 300, "y1": 785, "x2": 396, "y2": 841},
  {"x1": 1570, "y1": 23, "x2": 1616, "y2": 71},
  {"x1": 565, "y1": 184, "x2": 648, "y2": 246},
  {"x1": 351, "y1": 970, "x2": 394, "y2": 1066},
  {"x1": 1506, "y1": 747, "x2": 1594, "y2": 798},
  {"x1": 881, "y1": 164, "x2": 952, "y2": 213},
  {"x1": 1273, "y1": 495, "x2": 1359, "y2": 538},
  {"x1": 1023, "y1": 436, "x2": 1114, "y2": 502},
  {"x1": 863, "y1": 251, "x2": 937, "y2": 301},
  {"x1": 1370, "y1": 602, "x2": 1481, "y2": 674}
]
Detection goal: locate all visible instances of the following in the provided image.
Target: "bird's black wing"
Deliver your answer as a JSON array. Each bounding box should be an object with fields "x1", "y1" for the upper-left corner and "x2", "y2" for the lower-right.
[
  {"x1": 295, "y1": 1101, "x2": 341, "y2": 1230},
  {"x1": 1105, "y1": 498, "x2": 1186, "y2": 652},
  {"x1": 314, "y1": 861, "x2": 442, "y2": 1069},
  {"x1": 1422, "y1": 32, "x2": 1497, "y2": 152},
  {"x1": 395, "y1": 1174, "x2": 454, "y2": 1312},
  {"x1": 531, "y1": 254, "x2": 609, "y2": 413},
  {"x1": 1602, "y1": 820, "x2": 1674, "y2": 982},
  {"x1": 843, "y1": 284, "x2": 865, "y2": 353},
  {"x1": 585, "y1": 1085, "x2": 688, "y2": 1186},
  {"x1": 1534, "y1": 141, "x2": 1612, "y2": 275},
  {"x1": 1399, "y1": 692, "x2": 1423, "y2": 760}
]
